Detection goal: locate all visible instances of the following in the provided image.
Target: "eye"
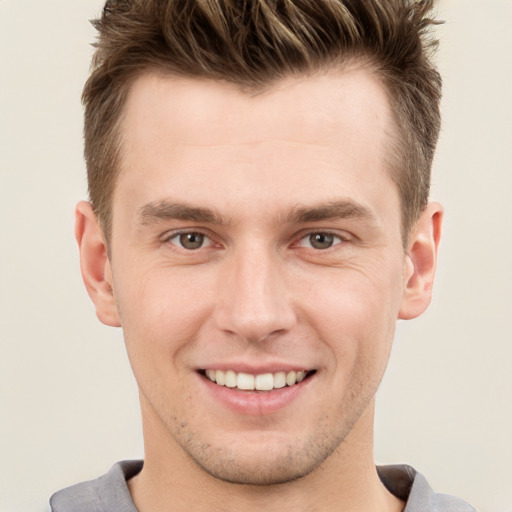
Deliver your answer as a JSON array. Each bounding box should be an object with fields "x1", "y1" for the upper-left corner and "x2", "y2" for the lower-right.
[
  {"x1": 167, "y1": 231, "x2": 212, "y2": 250},
  {"x1": 299, "y1": 232, "x2": 343, "y2": 250}
]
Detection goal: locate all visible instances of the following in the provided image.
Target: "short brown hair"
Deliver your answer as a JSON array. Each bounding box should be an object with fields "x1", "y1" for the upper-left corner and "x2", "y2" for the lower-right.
[{"x1": 83, "y1": 0, "x2": 442, "y2": 242}]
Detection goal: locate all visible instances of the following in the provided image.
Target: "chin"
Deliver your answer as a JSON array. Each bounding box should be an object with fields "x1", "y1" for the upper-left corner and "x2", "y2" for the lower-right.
[
  {"x1": 193, "y1": 451, "x2": 320, "y2": 486},
  {"x1": 176, "y1": 427, "x2": 345, "y2": 486}
]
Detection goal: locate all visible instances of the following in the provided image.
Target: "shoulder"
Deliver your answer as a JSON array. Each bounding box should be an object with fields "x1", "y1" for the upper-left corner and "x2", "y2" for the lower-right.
[
  {"x1": 377, "y1": 465, "x2": 477, "y2": 512},
  {"x1": 50, "y1": 460, "x2": 142, "y2": 512}
]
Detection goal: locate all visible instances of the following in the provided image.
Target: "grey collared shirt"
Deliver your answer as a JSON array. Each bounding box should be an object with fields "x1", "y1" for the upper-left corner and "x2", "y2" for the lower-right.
[{"x1": 50, "y1": 460, "x2": 477, "y2": 511}]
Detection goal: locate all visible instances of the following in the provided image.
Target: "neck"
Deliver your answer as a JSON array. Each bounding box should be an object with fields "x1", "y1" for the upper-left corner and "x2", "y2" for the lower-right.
[{"x1": 129, "y1": 400, "x2": 404, "y2": 512}]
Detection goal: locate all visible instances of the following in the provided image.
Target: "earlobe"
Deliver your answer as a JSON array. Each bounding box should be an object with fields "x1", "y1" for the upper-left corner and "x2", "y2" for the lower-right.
[
  {"x1": 75, "y1": 201, "x2": 121, "y2": 327},
  {"x1": 398, "y1": 202, "x2": 443, "y2": 320}
]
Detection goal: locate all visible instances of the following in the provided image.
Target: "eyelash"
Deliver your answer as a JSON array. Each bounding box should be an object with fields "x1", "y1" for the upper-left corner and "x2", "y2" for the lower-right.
[
  {"x1": 162, "y1": 230, "x2": 216, "y2": 250},
  {"x1": 162, "y1": 229, "x2": 349, "y2": 252},
  {"x1": 296, "y1": 231, "x2": 346, "y2": 250}
]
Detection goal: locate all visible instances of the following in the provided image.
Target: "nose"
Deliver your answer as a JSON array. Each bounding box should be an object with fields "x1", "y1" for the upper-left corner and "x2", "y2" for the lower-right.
[{"x1": 213, "y1": 244, "x2": 297, "y2": 344}]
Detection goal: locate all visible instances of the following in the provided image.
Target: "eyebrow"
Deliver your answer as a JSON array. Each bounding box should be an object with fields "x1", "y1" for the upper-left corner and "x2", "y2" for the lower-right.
[
  {"x1": 282, "y1": 200, "x2": 378, "y2": 225},
  {"x1": 137, "y1": 198, "x2": 377, "y2": 227},
  {"x1": 138, "y1": 200, "x2": 229, "y2": 226}
]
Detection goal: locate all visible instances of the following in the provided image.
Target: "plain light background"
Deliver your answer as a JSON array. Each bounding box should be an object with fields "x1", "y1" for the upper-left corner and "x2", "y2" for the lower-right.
[{"x1": 1, "y1": 0, "x2": 511, "y2": 511}]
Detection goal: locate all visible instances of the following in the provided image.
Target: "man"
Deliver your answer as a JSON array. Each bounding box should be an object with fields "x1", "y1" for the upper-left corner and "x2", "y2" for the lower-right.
[{"x1": 50, "y1": 0, "x2": 476, "y2": 510}]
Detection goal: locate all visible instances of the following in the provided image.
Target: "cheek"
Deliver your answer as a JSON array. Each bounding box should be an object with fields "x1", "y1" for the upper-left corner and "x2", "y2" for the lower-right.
[
  {"x1": 113, "y1": 265, "x2": 215, "y2": 373},
  {"x1": 297, "y1": 263, "x2": 403, "y2": 369}
]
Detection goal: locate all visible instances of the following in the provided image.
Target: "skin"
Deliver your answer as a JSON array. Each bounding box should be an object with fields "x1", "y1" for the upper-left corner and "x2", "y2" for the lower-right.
[{"x1": 76, "y1": 66, "x2": 442, "y2": 511}]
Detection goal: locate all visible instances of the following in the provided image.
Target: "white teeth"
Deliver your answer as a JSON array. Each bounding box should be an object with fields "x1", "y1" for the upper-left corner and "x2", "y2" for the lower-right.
[
  {"x1": 286, "y1": 371, "x2": 297, "y2": 387},
  {"x1": 215, "y1": 369, "x2": 226, "y2": 386},
  {"x1": 225, "y1": 370, "x2": 237, "y2": 388},
  {"x1": 237, "y1": 372, "x2": 255, "y2": 390},
  {"x1": 273, "y1": 371, "x2": 286, "y2": 389},
  {"x1": 255, "y1": 373, "x2": 274, "y2": 391},
  {"x1": 204, "y1": 369, "x2": 309, "y2": 391}
]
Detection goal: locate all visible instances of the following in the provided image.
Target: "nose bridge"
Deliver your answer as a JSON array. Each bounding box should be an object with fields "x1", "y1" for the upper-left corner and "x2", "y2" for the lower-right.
[{"x1": 214, "y1": 239, "x2": 296, "y2": 343}]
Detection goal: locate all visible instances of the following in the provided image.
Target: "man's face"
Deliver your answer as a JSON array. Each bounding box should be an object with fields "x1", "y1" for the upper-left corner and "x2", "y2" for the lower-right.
[{"x1": 95, "y1": 69, "x2": 421, "y2": 484}]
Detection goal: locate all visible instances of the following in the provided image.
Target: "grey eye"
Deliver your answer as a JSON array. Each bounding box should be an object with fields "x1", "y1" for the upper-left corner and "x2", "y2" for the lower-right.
[
  {"x1": 177, "y1": 232, "x2": 205, "y2": 250},
  {"x1": 298, "y1": 232, "x2": 343, "y2": 250},
  {"x1": 309, "y1": 233, "x2": 335, "y2": 249}
]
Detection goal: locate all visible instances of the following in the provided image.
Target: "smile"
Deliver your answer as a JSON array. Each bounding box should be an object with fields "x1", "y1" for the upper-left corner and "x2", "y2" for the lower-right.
[{"x1": 203, "y1": 369, "x2": 313, "y2": 391}]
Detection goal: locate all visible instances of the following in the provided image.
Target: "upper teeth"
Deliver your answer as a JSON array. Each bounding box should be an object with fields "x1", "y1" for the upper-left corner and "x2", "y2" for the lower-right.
[{"x1": 205, "y1": 369, "x2": 307, "y2": 391}]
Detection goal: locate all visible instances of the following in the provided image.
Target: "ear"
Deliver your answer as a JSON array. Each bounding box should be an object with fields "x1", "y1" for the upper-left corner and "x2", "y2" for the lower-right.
[
  {"x1": 398, "y1": 202, "x2": 443, "y2": 320},
  {"x1": 75, "y1": 201, "x2": 121, "y2": 327}
]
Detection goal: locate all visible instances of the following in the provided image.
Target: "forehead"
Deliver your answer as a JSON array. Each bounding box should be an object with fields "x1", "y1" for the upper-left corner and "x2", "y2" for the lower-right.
[
  {"x1": 114, "y1": 68, "x2": 399, "y2": 231},
  {"x1": 121, "y1": 67, "x2": 392, "y2": 153}
]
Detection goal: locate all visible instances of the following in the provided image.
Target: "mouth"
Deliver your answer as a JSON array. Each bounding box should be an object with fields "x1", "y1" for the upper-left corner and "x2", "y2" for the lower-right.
[{"x1": 200, "y1": 369, "x2": 316, "y2": 392}]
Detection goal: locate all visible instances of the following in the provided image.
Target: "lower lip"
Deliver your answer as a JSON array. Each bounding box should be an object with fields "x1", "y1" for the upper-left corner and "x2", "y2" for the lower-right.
[{"x1": 199, "y1": 374, "x2": 313, "y2": 416}]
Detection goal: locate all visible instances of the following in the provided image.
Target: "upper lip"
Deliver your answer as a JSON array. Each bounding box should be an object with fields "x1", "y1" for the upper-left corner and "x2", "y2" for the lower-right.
[{"x1": 196, "y1": 362, "x2": 314, "y2": 374}]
